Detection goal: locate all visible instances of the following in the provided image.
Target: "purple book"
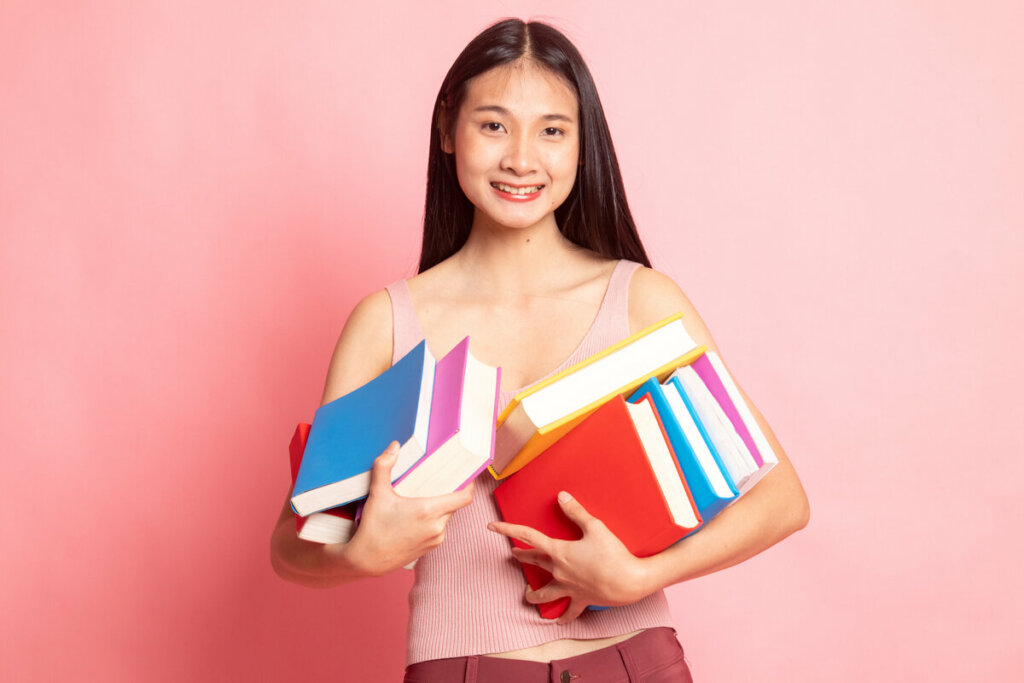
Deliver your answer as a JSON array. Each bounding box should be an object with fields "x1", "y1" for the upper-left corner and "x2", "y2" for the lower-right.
[
  {"x1": 691, "y1": 353, "x2": 764, "y2": 468},
  {"x1": 393, "y1": 337, "x2": 501, "y2": 496}
]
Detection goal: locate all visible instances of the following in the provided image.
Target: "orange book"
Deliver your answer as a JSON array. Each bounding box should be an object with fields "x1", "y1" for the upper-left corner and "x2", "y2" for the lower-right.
[
  {"x1": 494, "y1": 395, "x2": 701, "y2": 619},
  {"x1": 491, "y1": 312, "x2": 705, "y2": 479}
]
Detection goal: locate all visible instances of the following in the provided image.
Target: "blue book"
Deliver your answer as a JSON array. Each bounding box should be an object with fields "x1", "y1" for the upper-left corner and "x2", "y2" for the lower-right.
[
  {"x1": 629, "y1": 377, "x2": 738, "y2": 525},
  {"x1": 290, "y1": 340, "x2": 436, "y2": 516}
]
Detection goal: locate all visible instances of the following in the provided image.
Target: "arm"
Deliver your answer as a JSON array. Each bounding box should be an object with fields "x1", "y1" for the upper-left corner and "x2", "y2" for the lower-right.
[
  {"x1": 269, "y1": 290, "x2": 474, "y2": 588},
  {"x1": 489, "y1": 267, "x2": 809, "y2": 619},
  {"x1": 626, "y1": 267, "x2": 810, "y2": 583}
]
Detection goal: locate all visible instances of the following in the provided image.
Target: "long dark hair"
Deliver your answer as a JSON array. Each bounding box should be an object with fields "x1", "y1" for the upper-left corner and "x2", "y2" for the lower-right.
[{"x1": 418, "y1": 19, "x2": 651, "y2": 272}]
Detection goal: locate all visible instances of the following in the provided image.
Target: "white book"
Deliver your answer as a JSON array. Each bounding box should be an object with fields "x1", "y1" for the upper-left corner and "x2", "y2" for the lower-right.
[
  {"x1": 670, "y1": 365, "x2": 758, "y2": 489},
  {"x1": 493, "y1": 313, "x2": 702, "y2": 478}
]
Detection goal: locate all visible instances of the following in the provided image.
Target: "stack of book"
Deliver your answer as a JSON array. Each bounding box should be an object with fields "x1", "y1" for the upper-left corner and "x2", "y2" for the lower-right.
[
  {"x1": 492, "y1": 314, "x2": 778, "y2": 618},
  {"x1": 288, "y1": 337, "x2": 501, "y2": 541}
]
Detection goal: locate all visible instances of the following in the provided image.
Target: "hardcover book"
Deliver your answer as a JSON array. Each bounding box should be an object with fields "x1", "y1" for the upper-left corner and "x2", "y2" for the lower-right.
[
  {"x1": 291, "y1": 340, "x2": 435, "y2": 515},
  {"x1": 393, "y1": 337, "x2": 501, "y2": 497},
  {"x1": 494, "y1": 395, "x2": 701, "y2": 619},
  {"x1": 288, "y1": 422, "x2": 359, "y2": 544},
  {"x1": 689, "y1": 352, "x2": 779, "y2": 493},
  {"x1": 492, "y1": 313, "x2": 705, "y2": 479},
  {"x1": 628, "y1": 377, "x2": 738, "y2": 524}
]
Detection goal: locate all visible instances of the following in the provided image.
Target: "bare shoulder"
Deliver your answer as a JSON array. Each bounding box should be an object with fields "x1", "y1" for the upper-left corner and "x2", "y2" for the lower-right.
[
  {"x1": 628, "y1": 266, "x2": 721, "y2": 353},
  {"x1": 320, "y1": 289, "x2": 394, "y2": 405}
]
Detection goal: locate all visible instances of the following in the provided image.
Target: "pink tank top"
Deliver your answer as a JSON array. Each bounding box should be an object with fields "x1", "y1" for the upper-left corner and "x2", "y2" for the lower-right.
[{"x1": 385, "y1": 259, "x2": 676, "y2": 664}]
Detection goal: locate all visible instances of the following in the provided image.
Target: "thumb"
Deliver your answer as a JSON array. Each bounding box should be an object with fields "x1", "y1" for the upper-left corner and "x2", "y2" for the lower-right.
[
  {"x1": 369, "y1": 442, "x2": 400, "y2": 492},
  {"x1": 557, "y1": 491, "x2": 596, "y2": 530}
]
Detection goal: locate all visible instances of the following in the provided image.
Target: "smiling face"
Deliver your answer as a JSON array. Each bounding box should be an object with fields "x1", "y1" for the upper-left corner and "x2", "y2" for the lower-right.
[{"x1": 444, "y1": 59, "x2": 580, "y2": 233}]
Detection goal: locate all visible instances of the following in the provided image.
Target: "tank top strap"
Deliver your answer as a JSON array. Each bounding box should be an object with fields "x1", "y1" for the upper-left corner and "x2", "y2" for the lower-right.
[
  {"x1": 384, "y1": 280, "x2": 426, "y2": 366},
  {"x1": 590, "y1": 259, "x2": 643, "y2": 343}
]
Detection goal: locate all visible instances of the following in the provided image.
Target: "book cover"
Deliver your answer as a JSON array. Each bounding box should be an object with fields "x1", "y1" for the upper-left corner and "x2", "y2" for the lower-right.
[
  {"x1": 288, "y1": 422, "x2": 358, "y2": 544},
  {"x1": 291, "y1": 340, "x2": 435, "y2": 515},
  {"x1": 494, "y1": 395, "x2": 700, "y2": 619},
  {"x1": 492, "y1": 312, "x2": 706, "y2": 479}
]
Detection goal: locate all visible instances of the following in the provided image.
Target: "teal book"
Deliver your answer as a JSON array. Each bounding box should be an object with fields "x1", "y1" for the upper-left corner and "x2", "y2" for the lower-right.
[
  {"x1": 290, "y1": 340, "x2": 436, "y2": 516},
  {"x1": 629, "y1": 377, "x2": 738, "y2": 526}
]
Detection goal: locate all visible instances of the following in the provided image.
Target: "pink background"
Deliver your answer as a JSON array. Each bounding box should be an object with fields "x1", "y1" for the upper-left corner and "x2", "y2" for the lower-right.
[{"x1": 2, "y1": 1, "x2": 1022, "y2": 681}]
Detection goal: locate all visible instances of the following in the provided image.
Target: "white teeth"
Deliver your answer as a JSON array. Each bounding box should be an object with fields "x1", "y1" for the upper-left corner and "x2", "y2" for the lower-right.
[{"x1": 493, "y1": 183, "x2": 542, "y2": 195}]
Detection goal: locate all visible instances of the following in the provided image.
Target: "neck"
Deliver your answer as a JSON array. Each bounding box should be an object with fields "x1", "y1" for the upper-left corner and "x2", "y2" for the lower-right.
[{"x1": 454, "y1": 213, "x2": 582, "y2": 298}]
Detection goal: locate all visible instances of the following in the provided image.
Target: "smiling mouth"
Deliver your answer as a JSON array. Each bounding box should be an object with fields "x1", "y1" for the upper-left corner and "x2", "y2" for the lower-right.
[{"x1": 491, "y1": 182, "x2": 544, "y2": 195}]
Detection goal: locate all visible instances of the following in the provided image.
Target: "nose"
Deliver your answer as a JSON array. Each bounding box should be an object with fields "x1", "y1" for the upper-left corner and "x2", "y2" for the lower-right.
[{"x1": 500, "y1": 132, "x2": 538, "y2": 176}]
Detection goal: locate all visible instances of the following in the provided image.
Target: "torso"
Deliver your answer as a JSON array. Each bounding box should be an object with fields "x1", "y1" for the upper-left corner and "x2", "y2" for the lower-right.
[{"x1": 405, "y1": 251, "x2": 646, "y2": 662}]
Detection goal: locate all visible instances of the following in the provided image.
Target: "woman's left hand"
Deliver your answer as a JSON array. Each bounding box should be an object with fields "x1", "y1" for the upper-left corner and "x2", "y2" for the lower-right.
[{"x1": 487, "y1": 491, "x2": 654, "y2": 623}]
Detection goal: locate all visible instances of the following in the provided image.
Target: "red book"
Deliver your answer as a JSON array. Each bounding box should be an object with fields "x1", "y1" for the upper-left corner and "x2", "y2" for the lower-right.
[
  {"x1": 494, "y1": 395, "x2": 701, "y2": 619},
  {"x1": 289, "y1": 423, "x2": 359, "y2": 544}
]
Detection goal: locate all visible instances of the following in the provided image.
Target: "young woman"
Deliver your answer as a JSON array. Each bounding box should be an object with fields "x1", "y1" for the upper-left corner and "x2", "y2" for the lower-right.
[{"x1": 271, "y1": 19, "x2": 809, "y2": 682}]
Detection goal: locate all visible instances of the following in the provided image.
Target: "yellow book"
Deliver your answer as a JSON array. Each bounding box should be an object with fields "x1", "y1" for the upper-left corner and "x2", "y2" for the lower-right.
[{"x1": 490, "y1": 312, "x2": 706, "y2": 479}]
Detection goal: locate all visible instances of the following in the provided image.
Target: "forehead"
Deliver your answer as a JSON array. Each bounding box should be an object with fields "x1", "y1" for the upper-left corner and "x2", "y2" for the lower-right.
[{"x1": 461, "y1": 60, "x2": 578, "y2": 119}]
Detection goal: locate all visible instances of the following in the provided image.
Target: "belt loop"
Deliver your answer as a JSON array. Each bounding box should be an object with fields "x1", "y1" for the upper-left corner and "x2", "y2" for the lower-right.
[
  {"x1": 617, "y1": 641, "x2": 642, "y2": 681},
  {"x1": 464, "y1": 655, "x2": 479, "y2": 683}
]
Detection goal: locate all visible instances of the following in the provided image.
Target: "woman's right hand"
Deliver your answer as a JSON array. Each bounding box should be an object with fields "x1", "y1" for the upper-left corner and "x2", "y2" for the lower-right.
[{"x1": 342, "y1": 441, "x2": 475, "y2": 576}]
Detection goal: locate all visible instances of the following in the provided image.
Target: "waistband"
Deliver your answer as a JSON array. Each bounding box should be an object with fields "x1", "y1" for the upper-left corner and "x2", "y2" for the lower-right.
[{"x1": 403, "y1": 627, "x2": 688, "y2": 683}]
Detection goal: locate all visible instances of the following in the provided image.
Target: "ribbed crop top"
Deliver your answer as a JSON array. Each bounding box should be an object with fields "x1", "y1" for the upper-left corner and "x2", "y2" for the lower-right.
[{"x1": 384, "y1": 259, "x2": 676, "y2": 665}]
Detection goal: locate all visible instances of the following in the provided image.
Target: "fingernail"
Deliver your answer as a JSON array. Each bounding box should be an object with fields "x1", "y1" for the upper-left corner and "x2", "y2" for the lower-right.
[
  {"x1": 558, "y1": 491, "x2": 572, "y2": 503},
  {"x1": 487, "y1": 523, "x2": 496, "y2": 532}
]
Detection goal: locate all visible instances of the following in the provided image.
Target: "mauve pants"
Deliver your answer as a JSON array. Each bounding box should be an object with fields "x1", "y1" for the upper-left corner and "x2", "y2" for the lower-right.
[{"x1": 403, "y1": 628, "x2": 693, "y2": 682}]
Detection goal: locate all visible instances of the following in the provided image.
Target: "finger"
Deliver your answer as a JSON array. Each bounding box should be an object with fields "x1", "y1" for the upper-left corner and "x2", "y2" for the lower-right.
[
  {"x1": 368, "y1": 442, "x2": 400, "y2": 495},
  {"x1": 425, "y1": 482, "x2": 476, "y2": 516},
  {"x1": 557, "y1": 491, "x2": 597, "y2": 531},
  {"x1": 525, "y1": 580, "x2": 569, "y2": 605},
  {"x1": 487, "y1": 521, "x2": 552, "y2": 551},
  {"x1": 510, "y1": 547, "x2": 554, "y2": 573},
  {"x1": 555, "y1": 599, "x2": 588, "y2": 624}
]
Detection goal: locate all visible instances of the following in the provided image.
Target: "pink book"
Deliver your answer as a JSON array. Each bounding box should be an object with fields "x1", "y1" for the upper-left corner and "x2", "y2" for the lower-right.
[
  {"x1": 690, "y1": 354, "x2": 763, "y2": 467},
  {"x1": 690, "y1": 353, "x2": 779, "y2": 488},
  {"x1": 393, "y1": 337, "x2": 501, "y2": 497}
]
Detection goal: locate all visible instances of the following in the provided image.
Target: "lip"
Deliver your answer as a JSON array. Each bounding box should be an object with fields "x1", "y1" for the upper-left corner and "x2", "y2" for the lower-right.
[{"x1": 490, "y1": 182, "x2": 545, "y2": 202}]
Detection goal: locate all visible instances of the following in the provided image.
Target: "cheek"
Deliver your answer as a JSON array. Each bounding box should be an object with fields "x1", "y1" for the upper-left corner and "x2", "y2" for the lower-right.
[
  {"x1": 453, "y1": 136, "x2": 491, "y2": 185},
  {"x1": 550, "y1": 146, "x2": 580, "y2": 192}
]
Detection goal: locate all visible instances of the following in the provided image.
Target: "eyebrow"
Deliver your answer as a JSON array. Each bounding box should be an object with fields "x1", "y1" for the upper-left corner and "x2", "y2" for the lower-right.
[{"x1": 472, "y1": 105, "x2": 575, "y2": 124}]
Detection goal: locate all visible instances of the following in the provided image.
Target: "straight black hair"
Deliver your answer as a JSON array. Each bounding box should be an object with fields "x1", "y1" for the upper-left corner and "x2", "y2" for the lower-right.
[{"x1": 419, "y1": 19, "x2": 651, "y2": 272}]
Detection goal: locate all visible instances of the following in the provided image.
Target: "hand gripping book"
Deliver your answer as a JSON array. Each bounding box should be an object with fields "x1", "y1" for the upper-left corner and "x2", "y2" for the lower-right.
[
  {"x1": 492, "y1": 313, "x2": 705, "y2": 479},
  {"x1": 288, "y1": 422, "x2": 359, "y2": 544},
  {"x1": 494, "y1": 395, "x2": 702, "y2": 619},
  {"x1": 290, "y1": 340, "x2": 435, "y2": 516}
]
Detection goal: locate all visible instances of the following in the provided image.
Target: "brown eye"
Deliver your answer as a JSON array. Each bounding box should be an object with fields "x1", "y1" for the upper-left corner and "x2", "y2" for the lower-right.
[{"x1": 483, "y1": 122, "x2": 505, "y2": 133}]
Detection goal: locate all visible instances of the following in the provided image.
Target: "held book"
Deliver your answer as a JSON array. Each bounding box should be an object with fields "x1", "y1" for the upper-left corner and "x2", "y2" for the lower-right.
[
  {"x1": 494, "y1": 395, "x2": 701, "y2": 619},
  {"x1": 689, "y1": 352, "x2": 779, "y2": 493},
  {"x1": 668, "y1": 365, "x2": 756, "y2": 491},
  {"x1": 628, "y1": 377, "x2": 738, "y2": 524},
  {"x1": 393, "y1": 337, "x2": 501, "y2": 497},
  {"x1": 491, "y1": 312, "x2": 705, "y2": 479},
  {"x1": 290, "y1": 340, "x2": 435, "y2": 516},
  {"x1": 288, "y1": 422, "x2": 359, "y2": 544}
]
